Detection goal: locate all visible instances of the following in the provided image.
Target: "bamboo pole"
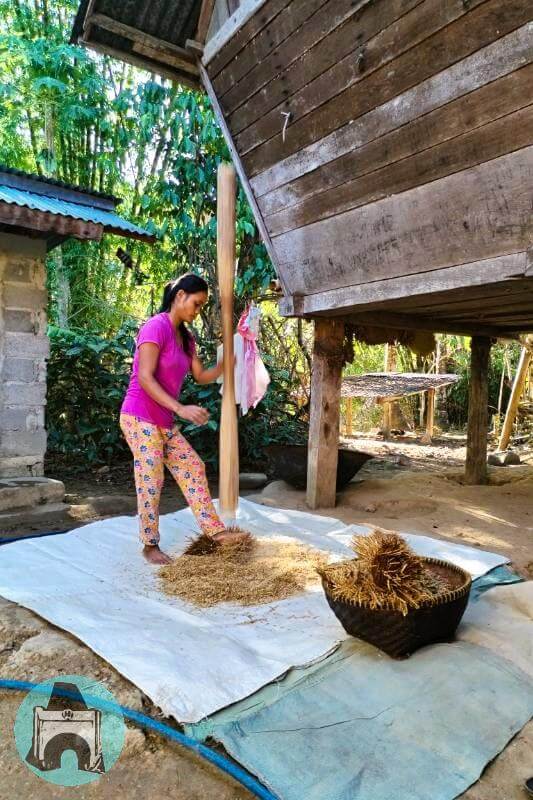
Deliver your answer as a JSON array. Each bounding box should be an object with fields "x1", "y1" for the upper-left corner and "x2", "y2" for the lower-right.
[
  {"x1": 465, "y1": 336, "x2": 491, "y2": 485},
  {"x1": 346, "y1": 396, "x2": 353, "y2": 437},
  {"x1": 498, "y1": 346, "x2": 532, "y2": 452},
  {"x1": 217, "y1": 162, "x2": 239, "y2": 521},
  {"x1": 381, "y1": 343, "x2": 396, "y2": 437}
]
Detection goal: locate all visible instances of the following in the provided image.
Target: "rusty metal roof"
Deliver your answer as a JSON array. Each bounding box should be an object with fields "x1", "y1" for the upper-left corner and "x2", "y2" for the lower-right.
[{"x1": 0, "y1": 167, "x2": 155, "y2": 243}]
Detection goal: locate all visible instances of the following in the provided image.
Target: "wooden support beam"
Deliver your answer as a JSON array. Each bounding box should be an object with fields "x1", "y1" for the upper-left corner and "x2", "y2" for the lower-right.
[
  {"x1": 186, "y1": 39, "x2": 205, "y2": 59},
  {"x1": 465, "y1": 336, "x2": 492, "y2": 485},
  {"x1": 381, "y1": 401, "x2": 392, "y2": 438},
  {"x1": 307, "y1": 318, "x2": 345, "y2": 509},
  {"x1": 88, "y1": 13, "x2": 199, "y2": 73},
  {"x1": 195, "y1": 0, "x2": 217, "y2": 44},
  {"x1": 344, "y1": 311, "x2": 507, "y2": 339},
  {"x1": 82, "y1": 40, "x2": 200, "y2": 89},
  {"x1": 421, "y1": 388, "x2": 436, "y2": 444},
  {"x1": 498, "y1": 346, "x2": 532, "y2": 451},
  {"x1": 217, "y1": 163, "x2": 239, "y2": 521},
  {"x1": 381, "y1": 343, "x2": 396, "y2": 438},
  {"x1": 345, "y1": 397, "x2": 353, "y2": 437},
  {"x1": 132, "y1": 42, "x2": 198, "y2": 74},
  {"x1": 203, "y1": 0, "x2": 270, "y2": 65},
  {"x1": 278, "y1": 253, "x2": 530, "y2": 318}
]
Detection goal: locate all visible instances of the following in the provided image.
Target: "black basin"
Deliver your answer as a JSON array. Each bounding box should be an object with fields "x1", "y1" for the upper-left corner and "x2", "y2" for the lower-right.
[{"x1": 265, "y1": 444, "x2": 373, "y2": 491}]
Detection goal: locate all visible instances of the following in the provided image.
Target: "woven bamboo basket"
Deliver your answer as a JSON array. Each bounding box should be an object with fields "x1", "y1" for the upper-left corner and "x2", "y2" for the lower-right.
[{"x1": 321, "y1": 557, "x2": 472, "y2": 659}]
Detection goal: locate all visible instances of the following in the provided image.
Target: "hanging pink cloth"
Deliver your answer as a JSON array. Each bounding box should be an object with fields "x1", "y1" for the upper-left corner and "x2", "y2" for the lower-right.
[{"x1": 237, "y1": 305, "x2": 270, "y2": 414}]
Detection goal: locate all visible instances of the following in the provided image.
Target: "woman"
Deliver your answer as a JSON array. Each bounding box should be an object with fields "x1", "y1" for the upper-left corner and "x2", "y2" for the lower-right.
[{"x1": 120, "y1": 273, "x2": 241, "y2": 565}]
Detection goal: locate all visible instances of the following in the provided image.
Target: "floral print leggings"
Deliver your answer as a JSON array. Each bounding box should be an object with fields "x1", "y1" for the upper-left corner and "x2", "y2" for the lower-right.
[{"x1": 120, "y1": 414, "x2": 226, "y2": 546}]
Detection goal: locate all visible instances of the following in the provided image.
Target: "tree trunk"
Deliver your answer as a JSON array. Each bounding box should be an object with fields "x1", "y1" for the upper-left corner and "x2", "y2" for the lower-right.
[
  {"x1": 53, "y1": 246, "x2": 70, "y2": 328},
  {"x1": 465, "y1": 336, "x2": 491, "y2": 485}
]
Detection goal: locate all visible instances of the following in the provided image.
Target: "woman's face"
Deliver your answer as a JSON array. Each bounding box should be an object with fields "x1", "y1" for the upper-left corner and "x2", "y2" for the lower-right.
[{"x1": 174, "y1": 289, "x2": 207, "y2": 322}]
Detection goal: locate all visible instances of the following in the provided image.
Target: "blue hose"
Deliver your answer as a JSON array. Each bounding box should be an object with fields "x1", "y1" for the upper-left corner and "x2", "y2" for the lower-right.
[{"x1": 0, "y1": 678, "x2": 277, "y2": 800}]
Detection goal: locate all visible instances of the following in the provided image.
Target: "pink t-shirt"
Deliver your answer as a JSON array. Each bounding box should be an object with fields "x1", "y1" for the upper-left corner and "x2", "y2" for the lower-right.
[{"x1": 121, "y1": 312, "x2": 195, "y2": 429}]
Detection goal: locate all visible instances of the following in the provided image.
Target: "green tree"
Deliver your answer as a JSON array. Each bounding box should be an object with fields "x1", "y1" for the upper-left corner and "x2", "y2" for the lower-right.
[{"x1": 0, "y1": 0, "x2": 274, "y2": 332}]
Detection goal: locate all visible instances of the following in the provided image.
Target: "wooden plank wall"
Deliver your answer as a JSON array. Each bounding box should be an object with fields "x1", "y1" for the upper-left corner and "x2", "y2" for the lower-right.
[
  {"x1": 206, "y1": 0, "x2": 243, "y2": 43},
  {"x1": 205, "y1": 0, "x2": 533, "y2": 329}
]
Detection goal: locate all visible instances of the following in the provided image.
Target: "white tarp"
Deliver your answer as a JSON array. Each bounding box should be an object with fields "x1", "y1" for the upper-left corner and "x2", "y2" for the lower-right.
[{"x1": 0, "y1": 498, "x2": 508, "y2": 723}]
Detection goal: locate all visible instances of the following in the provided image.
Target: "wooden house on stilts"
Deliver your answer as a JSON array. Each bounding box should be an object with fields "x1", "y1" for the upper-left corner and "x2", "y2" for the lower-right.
[{"x1": 73, "y1": 0, "x2": 533, "y2": 505}]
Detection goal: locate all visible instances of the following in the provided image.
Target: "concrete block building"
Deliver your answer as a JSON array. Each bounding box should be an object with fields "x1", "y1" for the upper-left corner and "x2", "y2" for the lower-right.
[{"x1": 0, "y1": 167, "x2": 154, "y2": 478}]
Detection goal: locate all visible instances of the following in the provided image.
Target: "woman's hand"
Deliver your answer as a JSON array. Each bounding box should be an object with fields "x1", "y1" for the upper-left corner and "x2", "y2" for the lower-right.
[{"x1": 176, "y1": 404, "x2": 209, "y2": 426}]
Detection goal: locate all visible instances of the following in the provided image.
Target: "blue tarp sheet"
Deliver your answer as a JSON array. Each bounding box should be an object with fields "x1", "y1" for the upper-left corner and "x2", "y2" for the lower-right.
[{"x1": 186, "y1": 568, "x2": 531, "y2": 800}]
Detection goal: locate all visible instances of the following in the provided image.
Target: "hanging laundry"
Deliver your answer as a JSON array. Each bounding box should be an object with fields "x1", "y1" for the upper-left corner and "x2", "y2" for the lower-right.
[{"x1": 217, "y1": 305, "x2": 270, "y2": 415}]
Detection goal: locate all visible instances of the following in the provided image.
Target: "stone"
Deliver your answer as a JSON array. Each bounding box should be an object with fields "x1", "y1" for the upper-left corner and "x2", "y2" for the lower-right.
[
  {"x1": 488, "y1": 451, "x2": 521, "y2": 467},
  {"x1": 0, "y1": 428, "x2": 47, "y2": 458},
  {"x1": 2, "y1": 382, "x2": 47, "y2": 406},
  {"x1": 2, "y1": 358, "x2": 36, "y2": 382},
  {"x1": 0, "y1": 599, "x2": 47, "y2": 643},
  {"x1": 0, "y1": 477, "x2": 65, "y2": 512},
  {"x1": 122, "y1": 727, "x2": 147, "y2": 758},
  {"x1": 0, "y1": 455, "x2": 45, "y2": 478},
  {"x1": 4, "y1": 309, "x2": 34, "y2": 333},
  {"x1": 239, "y1": 472, "x2": 268, "y2": 489},
  {"x1": 3, "y1": 331, "x2": 49, "y2": 358},
  {"x1": 0, "y1": 407, "x2": 42, "y2": 431},
  {"x1": 68, "y1": 495, "x2": 137, "y2": 520},
  {"x1": 3, "y1": 260, "x2": 32, "y2": 283},
  {"x1": 3, "y1": 283, "x2": 47, "y2": 311},
  {"x1": 0, "y1": 502, "x2": 72, "y2": 533}
]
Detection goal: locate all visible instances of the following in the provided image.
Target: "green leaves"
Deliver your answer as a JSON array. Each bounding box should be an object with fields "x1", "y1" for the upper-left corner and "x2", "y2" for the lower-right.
[{"x1": 32, "y1": 76, "x2": 67, "y2": 92}]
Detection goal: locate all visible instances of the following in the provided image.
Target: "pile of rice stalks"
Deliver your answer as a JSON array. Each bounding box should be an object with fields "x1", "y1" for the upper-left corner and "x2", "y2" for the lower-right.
[
  {"x1": 319, "y1": 530, "x2": 448, "y2": 616},
  {"x1": 159, "y1": 537, "x2": 328, "y2": 607}
]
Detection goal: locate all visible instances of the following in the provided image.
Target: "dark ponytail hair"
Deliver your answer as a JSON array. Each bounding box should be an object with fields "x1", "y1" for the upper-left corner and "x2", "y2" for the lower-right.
[{"x1": 159, "y1": 272, "x2": 208, "y2": 356}]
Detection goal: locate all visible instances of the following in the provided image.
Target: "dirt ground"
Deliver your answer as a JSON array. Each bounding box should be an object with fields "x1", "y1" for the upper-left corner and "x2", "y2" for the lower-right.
[{"x1": 0, "y1": 433, "x2": 532, "y2": 798}]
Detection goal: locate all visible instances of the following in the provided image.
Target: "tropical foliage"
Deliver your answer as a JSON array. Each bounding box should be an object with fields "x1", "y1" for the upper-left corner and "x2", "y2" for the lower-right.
[
  {"x1": 0, "y1": 0, "x2": 272, "y2": 332},
  {"x1": 0, "y1": 0, "x2": 524, "y2": 468}
]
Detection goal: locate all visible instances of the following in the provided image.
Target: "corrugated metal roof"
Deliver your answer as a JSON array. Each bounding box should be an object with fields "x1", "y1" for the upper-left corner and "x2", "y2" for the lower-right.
[
  {"x1": 0, "y1": 184, "x2": 155, "y2": 242},
  {"x1": 0, "y1": 165, "x2": 119, "y2": 203},
  {"x1": 72, "y1": 0, "x2": 201, "y2": 49}
]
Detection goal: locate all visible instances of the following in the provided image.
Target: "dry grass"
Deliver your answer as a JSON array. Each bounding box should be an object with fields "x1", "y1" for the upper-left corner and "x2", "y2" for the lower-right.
[
  {"x1": 319, "y1": 530, "x2": 449, "y2": 615},
  {"x1": 159, "y1": 537, "x2": 328, "y2": 607},
  {"x1": 182, "y1": 528, "x2": 253, "y2": 556}
]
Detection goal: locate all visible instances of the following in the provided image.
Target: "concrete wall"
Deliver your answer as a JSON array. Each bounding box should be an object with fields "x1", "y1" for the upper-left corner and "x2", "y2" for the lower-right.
[{"x1": 0, "y1": 233, "x2": 49, "y2": 477}]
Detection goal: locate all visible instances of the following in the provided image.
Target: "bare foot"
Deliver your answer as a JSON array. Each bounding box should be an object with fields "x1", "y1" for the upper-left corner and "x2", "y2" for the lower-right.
[{"x1": 143, "y1": 545, "x2": 172, "y2": 565}]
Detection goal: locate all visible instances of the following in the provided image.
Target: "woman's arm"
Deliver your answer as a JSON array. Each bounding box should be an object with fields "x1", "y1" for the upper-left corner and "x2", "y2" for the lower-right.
[
  {"x1": 190, "y1": 352, "x2": 224, "y2": 385},
  {"x1": 138, "y1": 343, "x2": 208, "y2": 425}
]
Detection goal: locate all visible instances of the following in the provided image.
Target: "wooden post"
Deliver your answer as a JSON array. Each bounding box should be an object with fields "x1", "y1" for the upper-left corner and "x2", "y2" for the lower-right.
[
  {"x1": 307, "y1": 318, "x2": 344, "y2": 509},
  {"x1": 346, "y1": 396, "x2": 353, "y2": 437},
  {"x1": 465, "y1": 336, "x2": 491, "y2": 485},
  {"x1": 381, "y1": 344, "x2": 394, "y2": 438},
  {"x1": 382, "y1": 401, "x2": 392, "y2": 437},
  {"x1": 421, "y1": 388, "x2": 436, "y2": 444},
  {"x1": 498, "y1": 346, "x2": 532, "y2": 451},
  {"x1": 217, "y1": 162, "x2": 239, "y2": 521}
]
